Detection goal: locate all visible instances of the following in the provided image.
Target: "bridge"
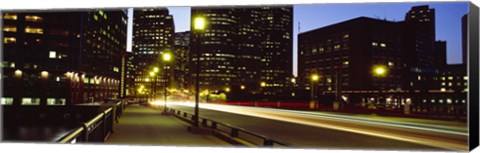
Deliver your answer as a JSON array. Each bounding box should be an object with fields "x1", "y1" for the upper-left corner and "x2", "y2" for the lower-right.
[{"x1": 2, "y1": 100, "x2": 468, "y2": 151}]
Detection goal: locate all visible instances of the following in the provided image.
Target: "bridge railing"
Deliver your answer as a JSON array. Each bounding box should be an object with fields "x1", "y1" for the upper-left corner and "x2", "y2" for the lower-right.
[
  {"x1": 56, "y1": 101, "x2": 124, "y2": 143},
  {"x1": 167, "y1": 108, "x2": 290, "y2": 147}
]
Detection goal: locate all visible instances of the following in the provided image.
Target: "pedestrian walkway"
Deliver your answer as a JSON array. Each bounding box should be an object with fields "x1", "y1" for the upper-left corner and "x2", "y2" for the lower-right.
[{"x1": 105, "y1": 104, "x2": 230, "y2": 146}]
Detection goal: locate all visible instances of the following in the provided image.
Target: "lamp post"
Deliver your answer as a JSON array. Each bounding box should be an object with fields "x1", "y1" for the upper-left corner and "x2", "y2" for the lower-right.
[
  {"x1": 162, "y1": 52, "x2": 172, "y2": 114},
  {"x1": 310, "y1": 74, "x2": 319, "y2": 109},
  {"x1": 372, "y1": 65, "x2": 388, "y2": 111},
  {"x1": 193, "y1": 16, "x2": 206, "y2": 127}
]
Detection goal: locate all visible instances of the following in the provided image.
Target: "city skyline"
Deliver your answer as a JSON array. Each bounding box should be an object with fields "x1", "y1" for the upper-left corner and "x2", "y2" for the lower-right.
[{"x1": 126, "y1": 2, "x2": 468, "y2": 76}]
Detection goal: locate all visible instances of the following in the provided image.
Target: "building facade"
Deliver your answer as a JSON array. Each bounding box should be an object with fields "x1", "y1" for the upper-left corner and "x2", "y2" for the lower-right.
[
  {"x1": 2, "y1": 10, "x2": 128, "y2": 106},
  {"x1": 297, "y1": 5, "x2": 466, "y2": 116},
  {"x1": 173, "y1": 31, "x2": 191, "y2": 91},
  {"x1": 190, "y1": 6, "x2": 293, "y2": 95},
  {"x1": 132, "y1": 8, "x2": 174, "y2": 97}
]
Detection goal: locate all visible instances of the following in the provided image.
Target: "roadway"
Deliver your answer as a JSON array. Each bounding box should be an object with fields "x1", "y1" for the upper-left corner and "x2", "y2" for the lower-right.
[{"x1": 166, "y1": 102, "x2": 468, "y2": 151}]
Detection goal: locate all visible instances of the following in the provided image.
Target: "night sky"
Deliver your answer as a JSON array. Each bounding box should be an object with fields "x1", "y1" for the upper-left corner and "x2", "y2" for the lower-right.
[{"x1": 127, "y1": 2, "x2": 468, "y2": 76}]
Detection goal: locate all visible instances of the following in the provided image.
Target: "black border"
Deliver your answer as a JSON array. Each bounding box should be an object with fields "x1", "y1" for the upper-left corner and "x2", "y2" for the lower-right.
[{"x1": 468, "y1": 2, "x2": 479, "y2": 151}]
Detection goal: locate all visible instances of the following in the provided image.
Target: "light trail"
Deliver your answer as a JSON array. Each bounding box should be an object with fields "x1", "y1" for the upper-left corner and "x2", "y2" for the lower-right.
[{"x1": 167, "y1": 101, "x2": 468, "y2": 151}]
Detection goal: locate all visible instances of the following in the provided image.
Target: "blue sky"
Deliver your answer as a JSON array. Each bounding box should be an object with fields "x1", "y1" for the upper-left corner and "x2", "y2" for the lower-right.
[{"x1": 127, "y1": 2, "x2": 468, "y2": 76}]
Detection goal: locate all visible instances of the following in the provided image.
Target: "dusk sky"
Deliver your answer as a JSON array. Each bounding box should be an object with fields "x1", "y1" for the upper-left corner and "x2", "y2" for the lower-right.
[{"x1": 127, "y1": 2, "x2": 468, "y2": 76}]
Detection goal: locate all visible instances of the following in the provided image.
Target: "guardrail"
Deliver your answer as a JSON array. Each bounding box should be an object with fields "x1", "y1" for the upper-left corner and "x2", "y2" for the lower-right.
[
  {"x1": 56, "y1": 101, "x2": 124, "y2": 143},
  {"x1": 167, "y1": 107, "x2": 290, "y2": 147}
]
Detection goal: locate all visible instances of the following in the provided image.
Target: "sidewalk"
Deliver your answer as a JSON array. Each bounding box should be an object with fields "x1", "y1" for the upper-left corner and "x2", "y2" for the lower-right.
[{"x1": 105, "y1": 104, "x2": 230, "y2": 146}]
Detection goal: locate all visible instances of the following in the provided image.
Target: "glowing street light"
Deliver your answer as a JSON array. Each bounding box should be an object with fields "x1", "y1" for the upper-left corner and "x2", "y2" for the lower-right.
[
  {"x1": 260, "y1": 82, "x2": 266, "y2": 87},
  {"x1": 373, "y1": 65, "x2": 388, "y2": 77},
  {"x1": 240, "y1": 85, "x2": 246, "y2": 90},
  {"x1": 194, "y1": 17, "x2": 206, "y2": 31},
  {"x1": 162, "y1": 52, "x2": 172, "y2": 62},
  {"x1": 225, "y1": 87, "x2": 230, "y2": 92},
  {"x1": 153, "y1": 67, "x2": 159, "y2": 73},
  {"x1": 192, "y1": 15, "x2": 207, "y2": 127},
  {"x1": 149, "y1": 71, "x2": 155, "y2": 77},
  {"x1": 311, "y1": 74, "x2": 320, "y2": 81}
]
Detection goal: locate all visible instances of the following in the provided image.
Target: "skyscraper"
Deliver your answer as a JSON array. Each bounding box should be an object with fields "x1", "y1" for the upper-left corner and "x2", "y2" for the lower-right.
[
  {"x1": 2, "y1": 10, "x2": 128, "y2": 106},
  {"x1": 435, "y1": 41, "x2": 447, "y2": 67},
  {"x1": 173, "y1": 31, "x2": 191, "y2": 91},
  {"x1": 404, "y1": 5, "x2": 436, "y2": 68},
  {"x1": 190, "y1": 6, "x2": 293, "y2": 94},
  {"x1": 132, "y1": 8, "x2": 174, "y2": 96}
]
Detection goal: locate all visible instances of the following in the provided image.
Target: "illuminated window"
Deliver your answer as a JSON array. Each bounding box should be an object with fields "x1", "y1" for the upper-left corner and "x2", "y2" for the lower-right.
[
  {"x1": 372, "y1": 42, "x2": 378, "y2": 46},
  {"x1": 4, "y1": 37, "x2": 16, "y2": 44},
  {"x1": 4, "y1": 13, "x2": 17, "y2": 20},
  {"x1": 22, "y1": 98, "x2": 40, "y2": 105},
  {"x1": 388, "y1": 61, "x2": 394, "y2": 66},
  {"x1": 49, "y1": 51, "x2": 56, "y2": 59},
  {"x1": 47, "y1": 98, "x2": 66, "y2": 105},
  {"x1": 334, "y1": 44, "x2": 341, "y2": 50},
  {"x1": 343, "y1": 34, "x2": 349, "y2": 39},
  {"x1": 25, "y1": 15, "x2": 43, "y2": 22},
  {"x1": 1, "y1": 98, "x2": 13, "y2": 105},
  {"x1": 439, "y1": 87, "x2": 444, "y2": 91},
  {"x1": 380, "y1": 43, "x2": 386, "y2": 47},
  {"x1": 343, "y1": 61, "x2": 349, "y2": 65},
  {"x1": 25, "y1": 26, "x2": 43, "y2": 34},
  {"x1": 3, "y1": 25, "x2": 17, "y2": 32},
  {"x1": 464, "y1": 76, "x2": 468, "y2": 80}
]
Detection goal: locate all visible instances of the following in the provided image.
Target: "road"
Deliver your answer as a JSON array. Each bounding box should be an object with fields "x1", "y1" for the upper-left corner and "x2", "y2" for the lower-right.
[{"x1": 166, "y1": 102, "x2": 468, "y2": 151}]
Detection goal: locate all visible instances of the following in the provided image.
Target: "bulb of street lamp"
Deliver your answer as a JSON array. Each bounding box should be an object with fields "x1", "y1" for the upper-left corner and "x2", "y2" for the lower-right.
[
  {"x1": 260, "y1": 82, "x2": 266, "y2": 87},
  {"x1": 153, "y1": 67, "x2": 159, "y2": 73},
  {"x1": 241, "y1": 85, "x2": 245, "y2": 90},
  {"x1": 163, "y1": 53, "x2": 172, "y2": 62},
  {"x1": 194, "y1": 17, "x2": 206, "y2": 30},
  {"x1": 150, "y1": 72, "x2": 155, "y2": 77},
  {"x1": 311, "y1": 74, "x2": 319, "y2": 81},
  {"x1": 373, "y1": 65, "x2": 387, "y2": 76},
  {"x1": 225, "y1": 87, "x2": 230, "y2": 92},
  {"x1": 146, "y1": 78, "x2": 150, "y2": 82}
]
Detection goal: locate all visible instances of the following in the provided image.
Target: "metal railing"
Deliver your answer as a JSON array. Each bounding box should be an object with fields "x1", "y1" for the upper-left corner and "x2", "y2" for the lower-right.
[
  {"x1": 56, "y1": 101, "x2": 124, "y2": 143},
  {"x1": 167, "y1": 108, "x2": 290, "y2": 147}
]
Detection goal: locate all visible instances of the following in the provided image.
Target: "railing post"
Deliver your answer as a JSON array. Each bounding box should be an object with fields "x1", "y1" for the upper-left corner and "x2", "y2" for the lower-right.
[
  {"x1": 82, "y1": 123, "x2": 89, "y2": 142},
  {"x1": 202, "y1": 118, "x2": 208, "y2": 125},
  {"x1": 191, "y1": 115, "x2": 195, "y2": 121},
  {"x1": 102, "y1": 112, "x2": 107, "y2": 141},
  {"x1": 183, "y1": 112, "x2": 188, "y2": 117},
  {"x1": 211, "y1": 122, "x2": 217, "y2": 129},
  {"x1": 263, "y1": 139, "x2": 274, "y2": 146},
  {"x1": 230, "y1": 128, "x2": 239, "y2": 137}
]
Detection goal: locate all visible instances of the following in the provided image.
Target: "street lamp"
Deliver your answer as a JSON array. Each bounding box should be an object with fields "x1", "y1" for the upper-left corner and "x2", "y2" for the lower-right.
[
  {"x1": 310, "y1": 74, "x2": 320, "y2": 109},
  {"x1": 193, "y1": 16, "x2": 206, "y2": 127},
  {"x1": 162, "y1": 52, "x2": 172, "y2": 114},
  {"x1": 373, "y1": 65, "x2": 388, "y2": 77},
  {"x1": 372, "y1": 65, "x2": 388, "y2": 110}
]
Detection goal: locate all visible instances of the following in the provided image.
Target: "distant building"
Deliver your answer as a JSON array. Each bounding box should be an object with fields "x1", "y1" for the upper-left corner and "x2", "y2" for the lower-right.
[
  {"x1": 434, "y1": 41, "x2": 447, "y2": 68},
  {"x1": 132, "y1": 8, "x2": 174, "y2": 97},
  {"x1": 190, "y1": 6, "x2": 293, "y2": 95},
  {"x1": 2, "y1": 10, "x2": 128, "y2": 106},
  {"x1": 297, "y1": 5, "x2": 466, "y2": 116},
  {"x1": 404, "y1": 5, "x2": 436, "y2": 69},
  {"x1": 124, "y1": 52, "x2": 136, "y2": 97},
  {"x1": 173, "y1": 31, "x2": 190, "y2": 91}
]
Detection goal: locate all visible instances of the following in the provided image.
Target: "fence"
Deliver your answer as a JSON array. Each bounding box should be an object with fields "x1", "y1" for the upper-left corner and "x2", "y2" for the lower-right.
[
  {"x1": 56, "y1": 101, "x2": 124, "y2": 143},
  {"x1": 167, "y1": 107, "x2": 290, "y2": 147}
]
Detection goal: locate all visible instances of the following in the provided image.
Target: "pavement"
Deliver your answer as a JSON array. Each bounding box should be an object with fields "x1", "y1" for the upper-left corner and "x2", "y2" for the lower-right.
[{"x1": 105, "y1": 104, "x2": 231, "y2": 146}]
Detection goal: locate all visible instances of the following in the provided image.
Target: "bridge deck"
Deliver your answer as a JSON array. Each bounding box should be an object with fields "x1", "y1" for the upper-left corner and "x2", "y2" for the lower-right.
[{"x1": 105, "y1": 104, "x2": 230, "y2": 146}]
